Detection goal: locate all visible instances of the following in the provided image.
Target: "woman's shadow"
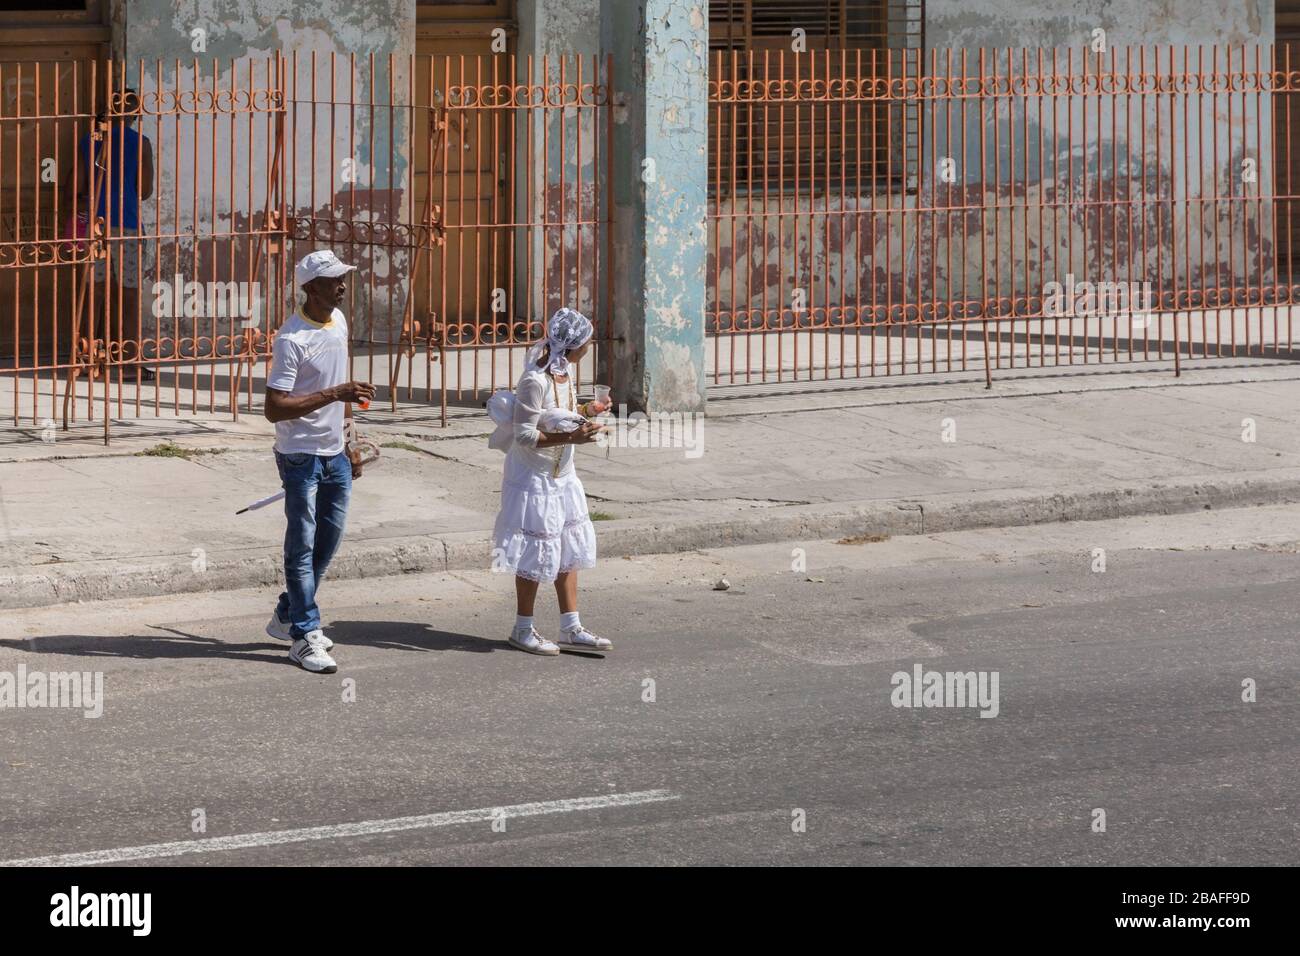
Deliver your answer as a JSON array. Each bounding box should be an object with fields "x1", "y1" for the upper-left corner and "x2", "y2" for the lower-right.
[
  {"x1": 326, "y1": 621, "x2": 604, "y2": 657},
  {"x1": 325, "y1": 620, "x2": 500, "y2": 654}
]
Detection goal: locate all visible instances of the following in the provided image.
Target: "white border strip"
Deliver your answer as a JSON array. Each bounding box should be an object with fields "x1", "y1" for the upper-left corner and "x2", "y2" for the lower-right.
[{"x1": 1, "y1": 789, "x2": 680, "y2": 867}]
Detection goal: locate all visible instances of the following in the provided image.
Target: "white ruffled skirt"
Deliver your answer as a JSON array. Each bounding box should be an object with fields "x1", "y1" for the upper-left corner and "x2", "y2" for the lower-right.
[{"x1": 492, "y1": 459, "x2": 597, "y2": 583}]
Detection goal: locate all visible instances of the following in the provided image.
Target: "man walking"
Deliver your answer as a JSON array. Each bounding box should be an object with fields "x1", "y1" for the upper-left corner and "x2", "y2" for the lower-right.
[{"x1": 263, "y1": 250, "x2": 375, "y2": 673}]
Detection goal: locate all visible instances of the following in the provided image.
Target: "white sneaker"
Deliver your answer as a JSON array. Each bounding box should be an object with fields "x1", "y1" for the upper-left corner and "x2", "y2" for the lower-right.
[
  {"x1": 557, "y1": 626, "x2": 613, "y2": 651},
  {"x1": 267, "y1": 611, "x2": 333, "y2": 650},
  {"x1": 507, "y1": 626, "x2": 560, "y2": 656},
  {"x1": 290, "y1": 634, "x2": 338, "y2": 673}
]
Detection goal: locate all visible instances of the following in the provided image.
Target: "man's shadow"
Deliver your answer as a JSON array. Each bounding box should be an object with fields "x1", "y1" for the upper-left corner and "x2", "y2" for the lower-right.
[
  {"x1": 0, "y1": 620, "x2": 501, "y2": 665},
  {"x1": 0, "y1": 626, "x2": 286, "y2": 665}
]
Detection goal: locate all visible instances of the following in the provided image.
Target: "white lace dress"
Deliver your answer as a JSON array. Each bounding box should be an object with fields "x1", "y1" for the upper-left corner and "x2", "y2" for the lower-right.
[{"x1": 491, "y1": 367, "x2": 597, "y2": 582}]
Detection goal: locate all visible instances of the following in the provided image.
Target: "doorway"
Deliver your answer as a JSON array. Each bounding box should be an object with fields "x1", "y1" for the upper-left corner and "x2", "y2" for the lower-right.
[{"x1": 414, "y1": 2, "x2": 516, "y2": 334}]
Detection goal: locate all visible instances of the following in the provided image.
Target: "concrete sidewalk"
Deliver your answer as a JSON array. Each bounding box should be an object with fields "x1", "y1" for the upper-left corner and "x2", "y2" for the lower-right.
[{"x1": 4, "y1": 359, "x2": 1300, "y2": 609}]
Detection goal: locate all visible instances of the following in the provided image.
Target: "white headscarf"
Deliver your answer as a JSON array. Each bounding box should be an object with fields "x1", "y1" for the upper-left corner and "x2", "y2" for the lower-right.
[{"x1": 528, "y1": 308, "x2": 593, "y2": 377}]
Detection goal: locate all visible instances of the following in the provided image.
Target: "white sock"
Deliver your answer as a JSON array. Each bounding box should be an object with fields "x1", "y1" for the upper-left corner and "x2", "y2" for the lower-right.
[
  {"x1": 515, "y1": 614, "x2": 534, "y2": 633},
  {"x1": 560, "y1": 611, "x2": 581, "y2": 632}
]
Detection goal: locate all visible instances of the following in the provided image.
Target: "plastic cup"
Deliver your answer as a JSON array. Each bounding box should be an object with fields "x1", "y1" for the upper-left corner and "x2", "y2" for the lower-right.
[{"x1": 593, "y1": 384, "x2": 611, "y2": 411}]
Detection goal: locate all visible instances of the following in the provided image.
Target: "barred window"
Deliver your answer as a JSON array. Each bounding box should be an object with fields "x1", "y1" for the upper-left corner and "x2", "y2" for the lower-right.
[{"x1": 709, "y1": 0, "x2": 924, "y2": 197}]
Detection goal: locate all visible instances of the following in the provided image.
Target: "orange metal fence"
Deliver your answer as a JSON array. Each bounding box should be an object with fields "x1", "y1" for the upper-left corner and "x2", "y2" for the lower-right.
[
  {"x1": 707, "y1": 45, "x2": 1300, "y2": 385},
  {"x1": 285, "y1": 52, "x2": 614, "y2": 422},
  {"x1": 0, "y1": 58, "x2": 288, "y2": 440},
  {"x1": 1, "y1": 53, "x2": 614, "y2": 439},
  {"x1": 8, "y1": 45, "x2": 1300, "y2": 437}
]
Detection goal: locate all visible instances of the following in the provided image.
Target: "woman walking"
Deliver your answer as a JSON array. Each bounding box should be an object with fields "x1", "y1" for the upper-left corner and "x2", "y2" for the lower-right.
[{"x1": 492, "y1": 309, "x2": 613, "y2": 655}]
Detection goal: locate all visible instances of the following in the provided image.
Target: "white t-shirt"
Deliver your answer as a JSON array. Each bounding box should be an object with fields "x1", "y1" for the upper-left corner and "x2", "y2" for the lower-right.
[{"x1": 267, "y1": 309, "x2": 350, "y2": 455}]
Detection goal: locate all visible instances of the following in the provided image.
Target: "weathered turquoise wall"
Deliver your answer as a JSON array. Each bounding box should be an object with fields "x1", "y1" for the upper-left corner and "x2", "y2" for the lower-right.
[{"x1": 603, "y1": 0, "x2": 708, "y2": 414}]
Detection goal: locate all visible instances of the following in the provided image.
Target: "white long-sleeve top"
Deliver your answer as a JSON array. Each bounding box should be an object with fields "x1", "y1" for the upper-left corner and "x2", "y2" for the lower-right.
[{"x1": 507, "y1": 367, "x2": 579, "y2": 478}]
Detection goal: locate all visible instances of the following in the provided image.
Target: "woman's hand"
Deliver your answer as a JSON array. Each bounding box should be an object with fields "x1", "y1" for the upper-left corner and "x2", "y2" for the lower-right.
[
  {"x1": 540, "y1": 421, "x2": 603, "y2": 446},
  {"x1": 571, "y1": 420, "x2": 604, "y2": 444}
]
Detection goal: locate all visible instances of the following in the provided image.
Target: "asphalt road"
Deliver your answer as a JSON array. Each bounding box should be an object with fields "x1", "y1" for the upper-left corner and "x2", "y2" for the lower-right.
[{"x1": 1, "y1": 507, "x2": 1297, "y2": 865}]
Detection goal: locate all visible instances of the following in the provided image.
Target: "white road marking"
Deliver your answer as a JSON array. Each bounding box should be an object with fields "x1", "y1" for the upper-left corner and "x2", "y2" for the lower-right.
[{"x1": 0, "y1": 789, "x2": 680, "y2": 867}]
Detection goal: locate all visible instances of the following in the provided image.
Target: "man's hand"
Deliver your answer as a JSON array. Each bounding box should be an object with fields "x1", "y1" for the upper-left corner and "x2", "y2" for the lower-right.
[
  {"x1": 266, "y1": 380, "x2": 375, "y2": 424},
  {"x1": 332, "y1": 381, "x2": 376, "y2": 405},
  {"x1": 349, "y1": 446, "x2": 364, "y2": 480}
]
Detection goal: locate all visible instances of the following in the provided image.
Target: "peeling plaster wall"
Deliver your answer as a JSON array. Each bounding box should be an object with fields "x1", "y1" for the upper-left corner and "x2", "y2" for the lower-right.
[
  {"x1": 712, "y1": 1, "x2": 1279, "y2": 327},
  {"x1": 927, "y1": 0, "x2": 1268, "y2": 49},
  {"x1": 710, "y1": 195, "x2": 914, "y2": 330},
  {"x1": 520, "y1": 0, "x2": 600, "y2": 57},
  {"x1": 604, "y1": 0, "x2": 708, "y2": 413},
  {"x1": 110, "y1": 0, "x2": 412, "y2": 346},
  {"x1": 516, "y1": 0, "x2": 605, "y2": 328},
  {"x1": 921, "y1": 1, "x2": 1276, "y2": 308}
]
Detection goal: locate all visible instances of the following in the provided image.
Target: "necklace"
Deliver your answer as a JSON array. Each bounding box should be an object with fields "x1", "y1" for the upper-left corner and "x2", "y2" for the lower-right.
[{"x1": 550, "y1": 374, "x2": 574, "y2": 478}]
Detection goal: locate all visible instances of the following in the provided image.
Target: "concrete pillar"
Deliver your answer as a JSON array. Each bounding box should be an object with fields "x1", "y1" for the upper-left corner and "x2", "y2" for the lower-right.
[{"x1": 602, "y1": 0, "x2": 708, "y2": 414}]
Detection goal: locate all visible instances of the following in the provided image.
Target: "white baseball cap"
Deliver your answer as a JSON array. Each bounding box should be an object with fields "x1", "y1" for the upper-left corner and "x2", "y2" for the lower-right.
[{"x1": 295, "y1": 249, "x2": 356, "y2": 288}]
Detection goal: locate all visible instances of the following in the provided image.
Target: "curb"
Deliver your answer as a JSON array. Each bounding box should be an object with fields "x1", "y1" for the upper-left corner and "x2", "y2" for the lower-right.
[{"x1": 4, "y1": 470, "x2": 1300, "y2": 610}]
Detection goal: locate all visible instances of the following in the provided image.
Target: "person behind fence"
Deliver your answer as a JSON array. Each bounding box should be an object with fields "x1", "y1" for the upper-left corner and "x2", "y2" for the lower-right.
[
  {"x1": 263, "y1": 250, "x2": 375, "y2": 674},
  {"x1": 68, "y1": 88, "x2": 155, "y2": 379},
  {"x1": 488, "y1": 308, "x2": 613, "y2": 655}
]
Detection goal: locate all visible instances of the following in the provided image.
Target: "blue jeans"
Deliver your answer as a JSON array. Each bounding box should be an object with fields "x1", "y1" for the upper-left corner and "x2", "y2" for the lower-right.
[{"x1": 273, "y1": 451, "x2": 352, "y2": 639}]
